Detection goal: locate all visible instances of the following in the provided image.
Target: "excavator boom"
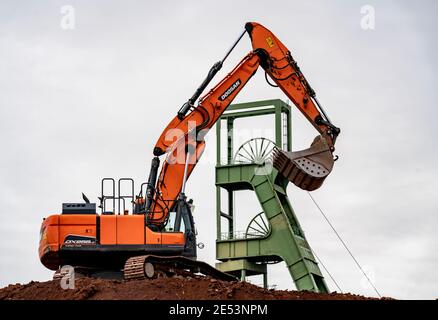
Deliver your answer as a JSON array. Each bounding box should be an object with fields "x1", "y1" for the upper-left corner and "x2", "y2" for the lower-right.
[
  {"x1": 148, "y1": 52, "x2": 261, "y2": 223},
  {"x1": 146, "y1": 22, "x2": 340, "y2": 225}
]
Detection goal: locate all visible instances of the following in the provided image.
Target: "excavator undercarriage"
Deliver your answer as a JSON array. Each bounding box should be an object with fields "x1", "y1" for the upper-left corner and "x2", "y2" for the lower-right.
[
  {"x1": 53, "y1": 255, "x2": 236, "y2": 282},
  {"x1": 124, "y1": 255, "x2": 236, "y2": 281}
]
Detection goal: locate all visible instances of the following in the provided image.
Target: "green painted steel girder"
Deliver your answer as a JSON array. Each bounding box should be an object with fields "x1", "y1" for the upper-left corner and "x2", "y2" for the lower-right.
[{"x1": 215, "y1": 99, "x2": 329, "y2": 293}]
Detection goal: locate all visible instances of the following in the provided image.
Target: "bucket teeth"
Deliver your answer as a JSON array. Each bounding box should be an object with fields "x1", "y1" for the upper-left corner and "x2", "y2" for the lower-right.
[{"x1": 272, "y1": 135, "x2": 334, "y2": 191}]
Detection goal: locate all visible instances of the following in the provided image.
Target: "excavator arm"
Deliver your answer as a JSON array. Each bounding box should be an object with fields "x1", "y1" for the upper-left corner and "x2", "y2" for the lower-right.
[
  {"x1": 245, "y1": 22, "x2": 340, "y2": 191},
  {"x1": 245, "y1": 22, "x2": 340, "y2": 147},
  {"x1": 147, "y1": 52, "x2": 261, "y2": 223},
  {"x1": 144, "y1": 22, "x2": 340, "y2": 225}
]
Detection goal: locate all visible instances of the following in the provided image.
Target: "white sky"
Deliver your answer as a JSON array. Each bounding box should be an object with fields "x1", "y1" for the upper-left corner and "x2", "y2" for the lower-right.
[{"x1": 0, "y1": 0, "x2": 437, "y2": 299}]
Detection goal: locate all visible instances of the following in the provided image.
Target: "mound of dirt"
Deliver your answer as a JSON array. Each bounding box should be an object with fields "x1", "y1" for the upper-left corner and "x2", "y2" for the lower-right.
[{"x1": 0, "y1": 276, "x2": 388, "y2": 300}]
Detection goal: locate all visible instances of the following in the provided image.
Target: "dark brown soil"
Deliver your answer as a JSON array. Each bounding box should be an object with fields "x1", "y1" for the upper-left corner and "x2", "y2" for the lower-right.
[{"x1": 0, "y1": 276, "x2": 391, "y2": 300}]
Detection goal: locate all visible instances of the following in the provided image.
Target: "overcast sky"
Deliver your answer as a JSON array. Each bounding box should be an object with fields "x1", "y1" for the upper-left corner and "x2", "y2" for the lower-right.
[{"x1": 0, "y1": 0, "x2": 437, "y2": 299}]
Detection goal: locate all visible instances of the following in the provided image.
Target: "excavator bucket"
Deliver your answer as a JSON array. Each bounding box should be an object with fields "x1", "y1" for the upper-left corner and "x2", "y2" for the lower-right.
[{"x1": 272, "y1": 135, "x2": 334, "y2": 191}]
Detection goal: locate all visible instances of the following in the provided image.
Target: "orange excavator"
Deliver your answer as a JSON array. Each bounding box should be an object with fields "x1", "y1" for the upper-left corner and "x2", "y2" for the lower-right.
[{"x1": 39, "y1": 22, "x2": 340, "y2": 280}]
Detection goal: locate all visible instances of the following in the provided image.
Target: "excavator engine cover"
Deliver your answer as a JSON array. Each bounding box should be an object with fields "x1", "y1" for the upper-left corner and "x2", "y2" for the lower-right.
[{"x1": 272, "y1": 135, "x2": 334, "y2": 191}]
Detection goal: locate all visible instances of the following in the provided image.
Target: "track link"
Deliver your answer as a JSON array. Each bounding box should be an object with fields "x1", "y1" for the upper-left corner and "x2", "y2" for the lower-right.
[{"x1": 124, "y1": 255, "x2": 236, "y2": 281}]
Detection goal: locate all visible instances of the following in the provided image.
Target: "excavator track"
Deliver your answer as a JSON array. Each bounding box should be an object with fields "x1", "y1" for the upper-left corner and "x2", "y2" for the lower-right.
[{"x1": 124, "y1": 255, "x2": 236, "y2": 281}]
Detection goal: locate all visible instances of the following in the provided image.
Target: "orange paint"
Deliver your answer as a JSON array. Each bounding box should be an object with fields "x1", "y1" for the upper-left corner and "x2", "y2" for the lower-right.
[
  {"x1": 116, "y1": 215, "x2": 144, "y2": 245},
  {"x1": 100, "y1": 215, "x2": 116, "y2": 245}
]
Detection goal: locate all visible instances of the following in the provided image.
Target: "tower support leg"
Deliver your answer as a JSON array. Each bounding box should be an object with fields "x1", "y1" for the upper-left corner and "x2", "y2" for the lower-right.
[{"x1": 240, "y1": 269, "x2": 246, "y2": 281}]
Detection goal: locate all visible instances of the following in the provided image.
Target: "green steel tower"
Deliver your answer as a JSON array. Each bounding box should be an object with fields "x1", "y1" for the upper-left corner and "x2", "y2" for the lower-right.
[{"x1": 215, "y1": 99, "x2": 329, "y2": 293}]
